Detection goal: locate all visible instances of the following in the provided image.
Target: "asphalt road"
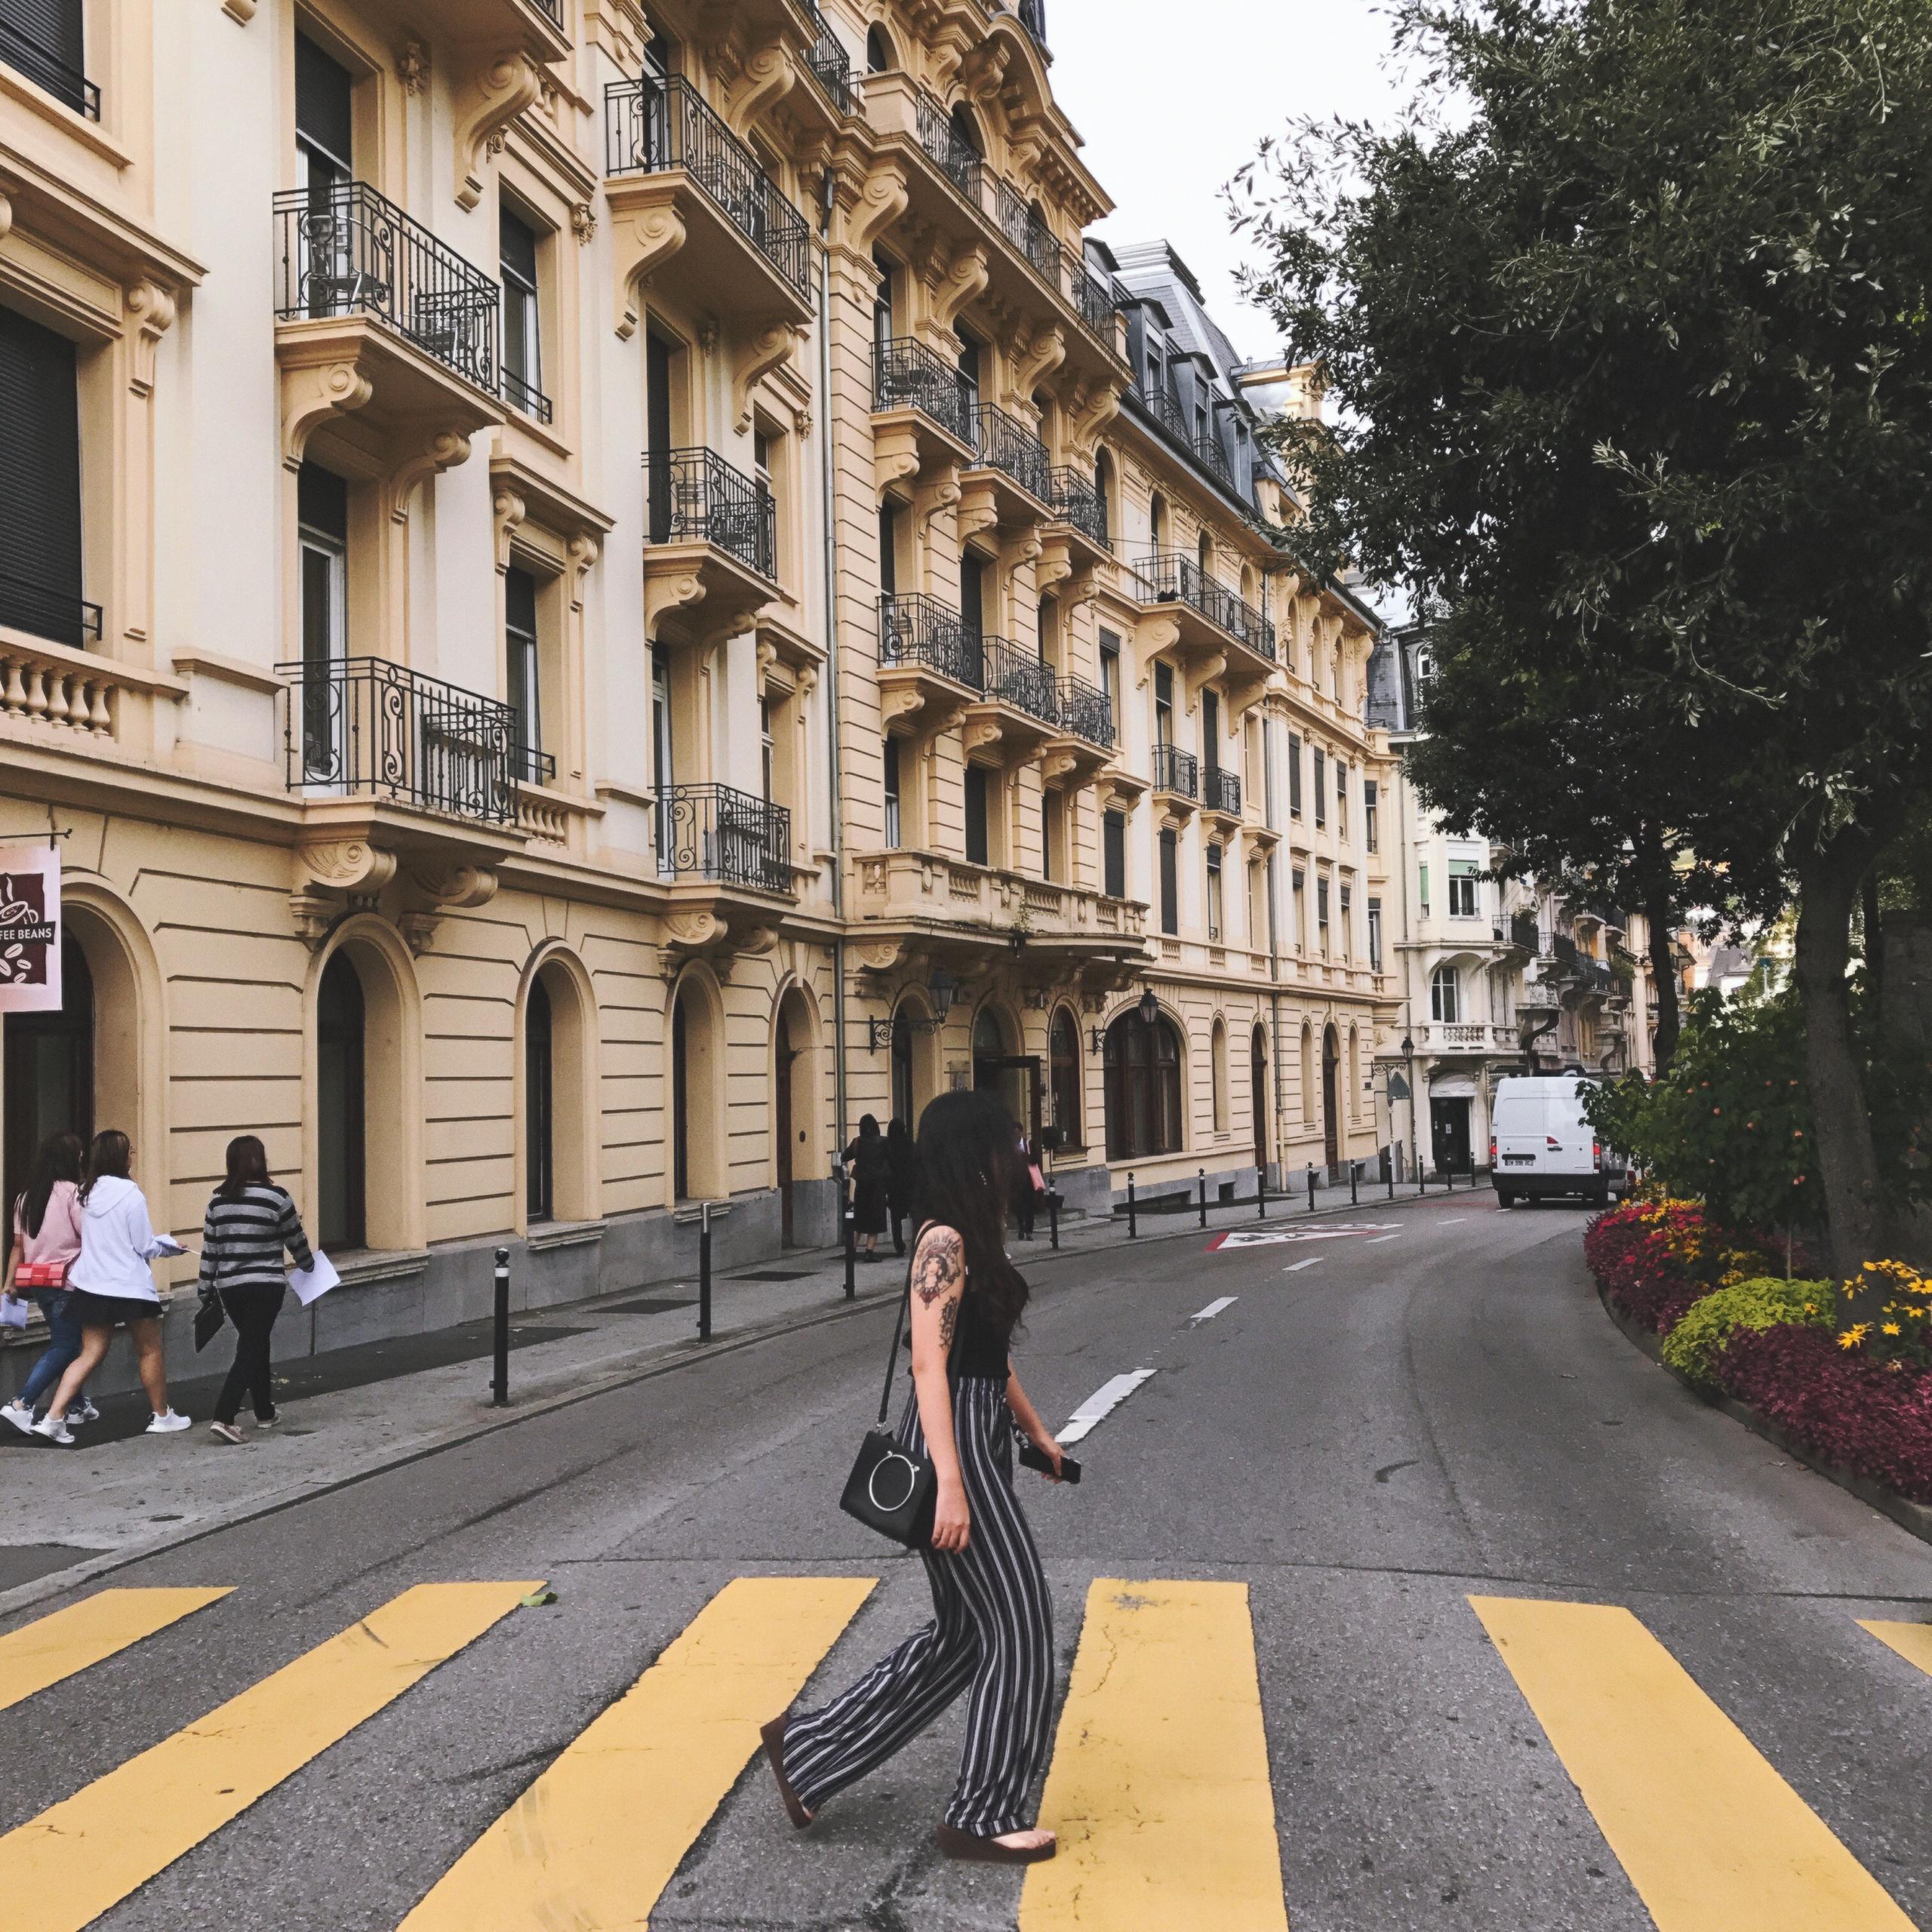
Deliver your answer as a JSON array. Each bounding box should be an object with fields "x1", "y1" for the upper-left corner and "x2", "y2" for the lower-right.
[{"x1": 5, "y1": 1198, "x2": 1929, "y2": 1931}]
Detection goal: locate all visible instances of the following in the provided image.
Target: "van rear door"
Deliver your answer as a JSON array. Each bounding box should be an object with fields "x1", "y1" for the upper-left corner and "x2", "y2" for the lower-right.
[{"x1": 1543, "y1": 1091, "x2": 1596, "y2": 1176}]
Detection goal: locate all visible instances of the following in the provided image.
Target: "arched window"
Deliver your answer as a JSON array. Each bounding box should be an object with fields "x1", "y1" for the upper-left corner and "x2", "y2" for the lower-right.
[
  {"x1": 1250, "y1": 1023, "x2": 1269, "y2": 1171},
  {"x1": 1211, "y1": 1017, "x2": 1229, "y2": 1132},
  {"x1": 1432, "y1": 963, "x2": 1460, "y2": 1023},
  {"x1": 1093, "y1": 448, "x2": 1115, "y2": 547},
  {"x1": 891, "y1": 1009, "x2": 915, "y2": 1128},
  {"x1": 1197, "y1": 528, "x2": 1214, "y2": 580},
  {"x1": 2, "y1": 940, "x2": 94, "y2": 1217},
  {"x1": 1348, "y1": 1025, "x2": 1361, "y2": 1125},
  {"x1": 1300, "y1": 1020, "x2": 1315, "y2": 1125},
  {"x1": 1049, "y1": 1007, "x2": 1082, "y2": 1150},
  {"x1": 1103, "y1": 1006, "x2": 1183, "y2": 1159},
  {"x1": 949, "y1": 101, "x2": 983, "y2": 158},
  {"x1": 1149, "y1": 492, "x2": 1169, "y2": 551},
  {"x1": 526, "y1": 974, "x2": 553, "y2": 1223},
  {"x1": 317, "y1": 951, "x2": 367, "y2": 1250},
  {"x1": 866, "y1": 23, "x2": 894, "y2": 72}
]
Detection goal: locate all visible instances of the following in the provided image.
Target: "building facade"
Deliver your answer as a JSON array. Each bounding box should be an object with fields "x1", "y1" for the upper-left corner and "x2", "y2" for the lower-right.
[
  {"x1": 1367, "y1": 625, "x2": 1662, "y2": 1174},
  {"x1": 0, "y1": 0, "x2": 1392, "y2": 1384}
]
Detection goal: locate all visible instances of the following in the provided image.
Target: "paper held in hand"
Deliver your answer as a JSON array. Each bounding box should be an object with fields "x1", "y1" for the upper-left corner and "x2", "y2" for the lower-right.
[{"x1": 289, "y1": 1252, "x2": 341, "y2": 1306}]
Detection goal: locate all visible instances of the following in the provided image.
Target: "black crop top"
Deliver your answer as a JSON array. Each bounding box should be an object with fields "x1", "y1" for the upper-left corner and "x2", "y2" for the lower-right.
[{"x1": 949, "y1": 1269, "x2": 1011, "y2": 1381}]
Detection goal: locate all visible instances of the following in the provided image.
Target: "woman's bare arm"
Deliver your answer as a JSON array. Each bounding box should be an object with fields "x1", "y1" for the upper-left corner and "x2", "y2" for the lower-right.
[
  {"x1": 909, "y1": 1224, "x2": 970, "y2": 1549},
  {"x1": 1004, "y1": 1369, "x2": 1064, "y2": 1479}
]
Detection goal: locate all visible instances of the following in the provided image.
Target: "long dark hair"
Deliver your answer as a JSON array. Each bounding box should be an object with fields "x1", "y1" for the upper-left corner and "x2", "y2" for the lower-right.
[
  {"x1": 217, "y1": 1134, "x2": 272, "y2": 1204},
  {"x1": 19, "y1": 1130, "x2": 83, "y2": 1238},
  {"x1": 80, "y1": 1129, "x2": 132, "y2": 1205},
  {"x1": 915, "y1": 1088, "x2": 1028, "y2": 1342}
]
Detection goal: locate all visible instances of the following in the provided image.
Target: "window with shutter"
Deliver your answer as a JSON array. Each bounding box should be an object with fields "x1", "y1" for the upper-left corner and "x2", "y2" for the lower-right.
[
  {"x1": 1158, "y1": 828, "x2": 1178, "y2": 934},
  {"x1": 2, "y1": 0, "x2": 93, "y2": 118},
  {"x1": 1103, "y1": 808, "x2": 1126, "y2": 899},
  {"x1": 0, "y1": 306, "x2": 87, "y2": 646}
]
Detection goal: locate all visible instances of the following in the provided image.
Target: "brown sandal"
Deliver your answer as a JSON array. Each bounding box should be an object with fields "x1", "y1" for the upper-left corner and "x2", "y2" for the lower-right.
[
  {"x1": 759, "y1": 1715, "x2": 814, "y2": 1829},
  {"x1": 934, "y1": 1822, "x2": 1057, "y2": 1864}
]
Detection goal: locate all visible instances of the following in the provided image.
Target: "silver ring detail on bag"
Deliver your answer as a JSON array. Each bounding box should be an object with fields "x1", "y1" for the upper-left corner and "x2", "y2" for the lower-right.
[{"x1": 867, "y1": 1451, "x2": 919, "y2": 1513}]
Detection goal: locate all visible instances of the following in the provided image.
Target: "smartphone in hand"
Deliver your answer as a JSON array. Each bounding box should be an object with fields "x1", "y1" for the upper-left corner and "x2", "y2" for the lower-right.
[{"x1": 1016, "y1": 1436, "x2": 1081, "y2": 1484}]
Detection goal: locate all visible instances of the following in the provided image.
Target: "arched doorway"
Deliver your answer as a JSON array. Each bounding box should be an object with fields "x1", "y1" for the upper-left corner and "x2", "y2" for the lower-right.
[
  {"x1": 773, "y1": 986, "x2": 820, "y2": 1247},
  {"x1": 1251, "y1": 1023, "x2": 1269, "y2": 1174},
  {"x1": 1048, "y1": 1006, "x2": 1082, "y2": 1151},
  {"x1": 891, "y1": 1008, "x2": 915, "y2": 1128},
  {"x1": 3, "y1": 940, "x2": 94, "y2": 1217},
  {"x1": 317, "y1": 950, "x2": 367, "y2": 1250},
  {"x1": 525, "y1": 974, "x2": 553, "y2": 1223},
  {"x1": 1103, "y1": 1005, "x2": 1183, "y2": 1160},
  {"x1": 667, "y1": 971, "x2": 724, "y2": 1204},
  {"x1": 671, "y1": 989, "x2": 690, "y2": 1201},
  {"x1": 1321, "y1": 1023, "x2": 1340, "y2": 1170},
  {"x1": 972, "y1": 1001, "x2": 1036, "y2": 1140}
]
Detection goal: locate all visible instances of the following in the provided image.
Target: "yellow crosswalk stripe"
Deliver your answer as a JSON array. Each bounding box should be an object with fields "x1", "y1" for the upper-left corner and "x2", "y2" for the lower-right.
[
  {"x1": 1022, "y1": 1579, "x2": 1288, "y2": 1932},
  {"x1": 1857, "y1": 1618, "x2": 1932, "y2": 1680},
  {"x1": 1470, "y1": 1596, "x2": 1914, "y2": 1932},
  {"x1": 0, "y1": 1580, "x2": 539, "y2": 1932},
  {"x1": 0, "y1": 1587, "x2": 230, "y2": 1713},
  {"x1": 396, "y1": 1574, "x2": 874, "y2": 1931}
]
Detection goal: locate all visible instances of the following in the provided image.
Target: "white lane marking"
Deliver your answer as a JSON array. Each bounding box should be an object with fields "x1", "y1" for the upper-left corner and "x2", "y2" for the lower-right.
[
  {"x1": 1189, "y1": 1297, "x2": 1237, "y2": 1324},
  {"x1": 1364, "y1": 1233, "x2": 1401, "y2": 1244},
  {"x1": 1440, "y1": 1217, "x2": 1468, "y2": 1226},
  {"x1": 1057, "y1": 1368, "x2": 1156, "y2": 1445},
  {"x1": 1284, "y1": 1257, "x2": 1322, "y2": 1273},
  {"x1": 1214, "y1": 1224, "x2": 1398, "y2": 1250}
]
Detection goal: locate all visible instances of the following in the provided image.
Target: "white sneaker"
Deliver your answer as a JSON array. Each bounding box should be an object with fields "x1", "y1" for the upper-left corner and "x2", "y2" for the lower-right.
[
  {"x1": 32, "y1": 1412, "x2": 75, "y2": 1446},
  {"x1": 70, "y1": 1398, "x2": 100, "y2": 1424},
  {"x1": 145, "y1": 1409, "x2": 192, "y2": 1435},
  {"x1": 2, "y1": 1398, "x2": 36, "y2": 1436}
]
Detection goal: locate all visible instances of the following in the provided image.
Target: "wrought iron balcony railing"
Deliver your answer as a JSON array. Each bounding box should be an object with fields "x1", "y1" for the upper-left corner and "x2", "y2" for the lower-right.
[
  {"x1": 1, "y1": 17, "x2": 100, "y2": 118},
  {"x1": 1137, "y1": 378, "x2": 1245, "y2": 493},
  {"x1": 1193, "y1": 421, "x2": 1235, "y2": 486},
  {"x1": 1152, "y1": 742, "x2": 1198, "y2": 799},
  {"x1": 656, "y1": 780, "x2": 791, "y2": 893},
  {"x1": 878, "y1": 592, "x2": 984, "y2": 691},
  {"x1": 0, "y1": 568, "x2": 103, "y2": 651},
  {"x1": 967, "y1": 401, "x2": 1053, "y2": 503},
  {"x1": 1205, "y1": 764, "x2": 1241, "y2": 815},
  {"x1": 1065, "y1": 250, "x2": 1117, "y2": 338},
  {"x1": 989, "y1": 177, "x2": 1062, "y2": 285},
  {"x1": 605, "y1": 73, "x2": 814, "y2": 301},
  {"x1": 273, "y1": 183, "x2": 500, "y2": 392},
  {"x1": 1055, "y1": 672, "x2": 1115, "y2": 749},
  {"x1": 1134, "y1": 552, "x2": 1276, "y2": 660},
  {"x1": 915, "y1": 90, "x2": 983, "y2": 200},
  {"x1": 800, "y1": 0, "x2": 856, "y2": 114},
  {"x1": 873, "y1": 336, "x2": 976, "y2": 444},
  {"x1": 645, "y1": 446, "x2": 777, "y2": 580},
  {"x1": 980, "y1": 635, "x2": 1058, "y2": 724},
  {"x1": 276, "y1": 657, "x2": 525, "y2": 826},
  {"x1": 1509, "y1": 909, "x2": 1543, "y2": 953},
  {"x1": 501, "y1": 368, "x2": 554, "y2": 424},
  {"x1": 1047, "y1": 466, "x2": 1108, "y2": 549}
]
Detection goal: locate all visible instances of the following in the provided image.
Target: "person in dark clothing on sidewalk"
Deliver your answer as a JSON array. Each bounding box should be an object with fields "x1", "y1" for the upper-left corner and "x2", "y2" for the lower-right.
[
  {"x1": 887, "y1": 1117, "x2": 924, "y2": 1256},
  {"x1": 843, "y1": 1115, "x2": 891, "y2": 1260},
  {"x1": 198, "y1": 1136, "x2": 314, "y2": 1444}
]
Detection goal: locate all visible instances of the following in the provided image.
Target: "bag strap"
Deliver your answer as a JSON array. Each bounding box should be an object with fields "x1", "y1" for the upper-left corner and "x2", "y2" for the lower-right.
[{"x1": 878, "y1": 1218, "x2": 943, "y2": 1426}]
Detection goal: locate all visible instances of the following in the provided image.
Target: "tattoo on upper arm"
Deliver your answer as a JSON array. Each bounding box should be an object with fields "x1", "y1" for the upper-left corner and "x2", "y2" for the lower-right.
[
  {"x1": 913, "y1": 1229, "x2": 964, "y2": 1306},
  {"x1": 938, "y1": 1297, "x2": 958, "y2": 1351}
]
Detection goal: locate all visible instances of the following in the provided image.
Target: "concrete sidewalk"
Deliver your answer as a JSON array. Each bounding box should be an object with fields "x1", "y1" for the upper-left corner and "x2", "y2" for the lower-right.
[{"x1": 0, "y1": 1166, "x2": 1475, "y2": 1611}]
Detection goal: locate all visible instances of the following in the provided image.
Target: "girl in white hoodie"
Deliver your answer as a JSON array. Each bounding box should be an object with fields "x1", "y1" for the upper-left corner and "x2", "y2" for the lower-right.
[{"x1": 35, "y1": 1130, "x2": 189, "y2": 1443}]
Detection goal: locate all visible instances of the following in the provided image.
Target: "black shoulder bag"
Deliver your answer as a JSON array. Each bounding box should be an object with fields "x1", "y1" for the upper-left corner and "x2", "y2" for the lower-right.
[{"x1": 838, "y1": 1246, "x2": 937, "y2": 1547}]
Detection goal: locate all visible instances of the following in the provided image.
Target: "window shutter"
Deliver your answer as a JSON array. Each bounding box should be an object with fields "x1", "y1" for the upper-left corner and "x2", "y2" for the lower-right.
[
  {"x1": 1158, "y1": 829, "x2": 1178, "y2": 934},
  {"x1": 1103, "y1": 809, "x2": 1126, "y2": 899},
  {"x1": 1287, "y1": 734, "x2": 1303, "y2": 813},
  {"x1": 0, "y1": 304, "x2": 85, "y2": 645}
]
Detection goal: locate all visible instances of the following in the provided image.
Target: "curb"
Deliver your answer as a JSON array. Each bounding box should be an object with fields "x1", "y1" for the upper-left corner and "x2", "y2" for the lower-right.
[{"x1": 1594, "y1": 1280, "x2": 1932, "y2": 1549}]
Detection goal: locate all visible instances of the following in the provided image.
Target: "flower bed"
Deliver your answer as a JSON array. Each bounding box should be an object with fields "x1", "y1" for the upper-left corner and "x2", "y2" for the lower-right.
[{"x1": 1585, "y1": 1201, "x2": 1932, "y2": 1507}]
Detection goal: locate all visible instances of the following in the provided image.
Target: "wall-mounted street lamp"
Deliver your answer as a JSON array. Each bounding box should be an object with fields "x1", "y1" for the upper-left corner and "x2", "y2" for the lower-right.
[
  {"x1": 1091, "y1": 983, "x2": 1161, "y2": 1055},
  {"x1": 866, "y1": 964, "x2": 963, "y2": 1050}
]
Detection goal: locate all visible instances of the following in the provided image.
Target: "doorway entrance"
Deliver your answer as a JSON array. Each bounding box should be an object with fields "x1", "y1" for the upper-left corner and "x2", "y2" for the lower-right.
[
  {"x1": 3, "y1": 940, "x2": 94, "y2": 1219},
  {"x1": 317, "y1": 950, "x2": 367, "y2": 1251},
  {"x1": 1321, "y1": 1023, "x2": 1340, "y2": 1170},
  {"x1": 1431, "y1": 1096, "x2": 1473, "y2": 1177},
  {"x1": 775, "y1": 1011, "x2": 795, "y2": 1246}
]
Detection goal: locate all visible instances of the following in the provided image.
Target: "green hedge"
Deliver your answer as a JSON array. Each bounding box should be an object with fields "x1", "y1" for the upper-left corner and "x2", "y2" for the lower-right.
[{"x1": 1659, "y1": 1277, "x2": 1838, "y2": 1386}]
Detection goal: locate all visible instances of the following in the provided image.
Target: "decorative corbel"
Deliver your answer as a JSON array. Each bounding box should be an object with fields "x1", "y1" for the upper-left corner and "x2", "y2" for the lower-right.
[
  {"x1": 663, "y1": 908, "x2": 731, "y2": 960},
  {"x1": 492, "y1": 488, "x2": 528, "y2": 570},
  {"x1": 1138, "y1": 614, "x2": 1182, "y2": 660},
  {"x1": 122, "y1": 279, "x2": 177, "y2": 399},
  {"x1": 1041, "y1": 749, "x2": 1079, "y2": 786},
  {"x1": 732, "y1": 320, "x2": 808, "y2": 433},
  {"x1": 880, "y1": 686, "x2": 925, "y2": 728},
  {"x1": 279, "y1": 358, "x2": 373, "y2": 471},
  {"x1": 724, "y1": 40, "x2": 795, "y2": 137},
  {"x1": 386, "y1": 428, "x2": 472, "y2": 525},
  {"x1": 959, "y1": 38, "x2": 1011, "y2": 102},
  {"x1": 755, "y1": 635, "x2": 779, "y2": 695},
  {"x1": 1035, "y1": 540, "x2": 1072, "y2": 598},
  {"x1": 571, "y1": 201, "x2": 596, "y2": 245},
  {"x1": 396, "y1": 38, "x2": 429, "y2": 94},
  {"x1": 0, "y1": 188, "x2": 11, "y2": 242},
  {"x1": 409, "y1": 860, "x2": 499, "y2": 911},
  {"x1": 843, "y1": 161, "x2": 910, "y2": 257},
  {"x1": 611, "y1": 189, "x2": 688, "y2": 339},
  {"x1": 221, "y1": 0, "x2": 256, "y2": 20},
  {"x1": 955, "y1": 477, "x2": 999, "y2": 547},
  {"x1": 568, "y1": 532, "x2": 600, "y2": 608},
  {"x1": 455, "y1": 52, "x2": 543, "y2": 212},
  {"x1": 1185, "y1": 652, "x2": 1227, "y2": 712},
  {"x1": 931, "y1": 245, "x2": 990, "y2": 331},
  {"x1": 294, "y1": 838, "x2": 398, "y2": 900},
  {"x1": 873, "y1": 421, "x2": 923, "y2": 502},
  {"x1": 1067, "y1": 379, "x2": 1122, "y2": 454},
  {"x1": 1014, "y1": 321, "x2": 1066, "y2": 400},
  {"x1": 853, "y1": 938, "x2": 906, "y2": 974},
  {"x1": 962, "y1": 716, "x2": 1004, "y2": 758},
  {"x1": 644, "y1": 568, "x2": 707, "y2": 641},
  {"x1": 915, "y1": 474, "x2": 961, "y2": 546}
]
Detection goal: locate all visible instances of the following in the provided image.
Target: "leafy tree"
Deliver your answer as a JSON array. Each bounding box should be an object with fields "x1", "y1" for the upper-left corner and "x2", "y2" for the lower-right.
[{"x1": 1236, "y1": 0, "x2": 1932, "y2": 1271}]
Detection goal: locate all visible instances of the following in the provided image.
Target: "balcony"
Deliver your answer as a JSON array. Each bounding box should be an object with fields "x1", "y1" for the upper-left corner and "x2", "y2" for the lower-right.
[
  {"x1": 1, "y1": 568, "x2": 102, "y2": 652},
  {"x1": 914, "y1": 90, "x2": 983, "y2": 201},
  {"x1": 501, "y1": 368, "x2": 553, "y2": 426},
  {"x1": 1045, "y1": 466, "x2": 1109, "y2": 557},
  {"x1": 1041, "y1": 671, "x2": 1116, "y2": 786},
  {"x1": 1152, "y1": 741, "x2": 1198, "y2": 807},
  {"x1": 1204, "y1": 763, "x2": 1241, "y2": 821},
  {"x1": 878, "y1": 591, "x2": 982, "y2": 730},
  {"x1": 656, "y1": 782, "x2": 791, "y2": 895},
  {"x1": 605, "y1": 73, "x2": 814, "y2": 337},
  {"x1": 643, "y1": 447, "x2": 780, "y2": 646},
  {"x1": 964, "y1": 635, "x2": 1060, "y2": 758},
  {"x1": 801, "y1": 1, "x2": 857, "y2": 115},
  {"x1": 961, "y1": 401, "x2": 1053, "y2": 524},
  {"x1": 1136, "y1": 380, "x2": 1241, "y2": 494},
  {"x1": 1134, "y1": 551, "x2": 1276, "y2": 676},
  {"x1": 872, "y1": 337, "x2": 976, "y2": 488},
  {"x1": 272, "y1": 183, "x2": 506, "y2": 469},
  {"x1": 1, "y1": 16, "x2": 99, "y2": 118},
  {"x1": 989, "y1": 177, "x2": 1062, "y2": 286},
  {"x1": 277, "y1": 657, "x2": 525, "y2": 829}
]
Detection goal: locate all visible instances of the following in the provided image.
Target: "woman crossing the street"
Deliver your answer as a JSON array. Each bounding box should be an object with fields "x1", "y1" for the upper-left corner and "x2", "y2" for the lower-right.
[
  {"x1": 763, "y1": 1088, "x2": 1066, "y2": 1864},
  {"x1": 198, "y1": 1135, "x2": 315, "y2": 1444}
]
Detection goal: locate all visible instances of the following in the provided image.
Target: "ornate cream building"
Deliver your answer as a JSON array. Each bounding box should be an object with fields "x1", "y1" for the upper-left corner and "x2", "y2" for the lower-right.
[{"x1": 0, "y1": 0, "x2": 1392, "y2": 1377}]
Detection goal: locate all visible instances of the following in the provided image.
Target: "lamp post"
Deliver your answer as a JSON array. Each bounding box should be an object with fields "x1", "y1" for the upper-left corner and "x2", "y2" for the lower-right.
[{"x1": 1401, "y1": 1032, "x2": 1418, "y2": 1185}]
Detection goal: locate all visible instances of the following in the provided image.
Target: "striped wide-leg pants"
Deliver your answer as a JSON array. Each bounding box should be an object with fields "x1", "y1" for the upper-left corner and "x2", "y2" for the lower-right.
[{"x1": 783, "y1": 1376, "x2": 1055, "y2": 1836}]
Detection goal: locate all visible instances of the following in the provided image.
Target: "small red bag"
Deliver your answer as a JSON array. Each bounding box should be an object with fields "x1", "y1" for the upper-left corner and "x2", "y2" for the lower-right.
[{"x1": 14, "y1": 1260, "x2": 69, "y2": 1290}]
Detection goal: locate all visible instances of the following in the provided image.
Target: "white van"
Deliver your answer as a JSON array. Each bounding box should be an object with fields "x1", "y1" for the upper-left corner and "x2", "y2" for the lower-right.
[{"x1": 1490, "y1": 1074, "x2": 1617, "y2": 1207}]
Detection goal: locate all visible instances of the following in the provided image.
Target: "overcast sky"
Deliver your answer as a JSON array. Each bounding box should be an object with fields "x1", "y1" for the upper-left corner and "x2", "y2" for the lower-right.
[{"x1": 1048, "y1": 2, "x2": 1409, "y2": 361}]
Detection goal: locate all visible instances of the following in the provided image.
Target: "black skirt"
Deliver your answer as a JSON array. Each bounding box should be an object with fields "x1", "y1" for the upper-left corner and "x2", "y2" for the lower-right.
[
  {"x1": 73, "y1": 1291, "x2": 162, "y2": 1327},
  {"x1": 852, "y1": 1177, "x2": 889, "y2": 1235}
]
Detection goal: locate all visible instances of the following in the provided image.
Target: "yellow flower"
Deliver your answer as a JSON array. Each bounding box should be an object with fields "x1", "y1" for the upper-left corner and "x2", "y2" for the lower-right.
[{"x1": 1882, "y1": 1322, "x2": 1903, "y2": 1337}]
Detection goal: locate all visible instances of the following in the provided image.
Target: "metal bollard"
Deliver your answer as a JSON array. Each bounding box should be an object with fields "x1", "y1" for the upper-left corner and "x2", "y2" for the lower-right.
[
  {"x1": 843, "y1": 1201, "x2": 856, "y2": 1300},
  {"x1": 490, "y1": 1247, "x2": 509, "y2": 1407},
  {"x1": 1128, "y1": 1173, "x2": 1138, "y2": 1239},
  {"x1": 1387, "y1": 1162, "x2": 1395, "y2": 1201},
  {"x1": 1257, "y1": 1164, "x2": 1266, "y2": 1219},
  {"x1": 1306, "y1": 1165, "x2": 1316, "y2": 1214},
  {"x1": 1048, "y1": 1186, "x2": 1060, "y2": 1250},
  {"x1": 1420, "y1": 1163, "x2": 1427, "y2": 1195},
  {"x1": 1350, "y1": 1161, "x2": 1360, "y2": 1207},
  {"x1": 1197, "y1": 1167, "x2": 1208, "y2": 1229},
  {"x1": 698, "y1": 1200, "x2": 713, "y2": 1341}
]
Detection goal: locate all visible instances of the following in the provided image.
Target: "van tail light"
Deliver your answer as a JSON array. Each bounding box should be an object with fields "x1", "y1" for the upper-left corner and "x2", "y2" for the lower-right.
[
  {"x1": 1488, "y1": 1137, "x2": 1497, "y2": 1166},
  {"x1": 1592, "y1": 1140, "x2": 1602, "y2": 1164},
  {"x1": 1546, "y1": 1135, "x2": 1561, "y2": 1150}
]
